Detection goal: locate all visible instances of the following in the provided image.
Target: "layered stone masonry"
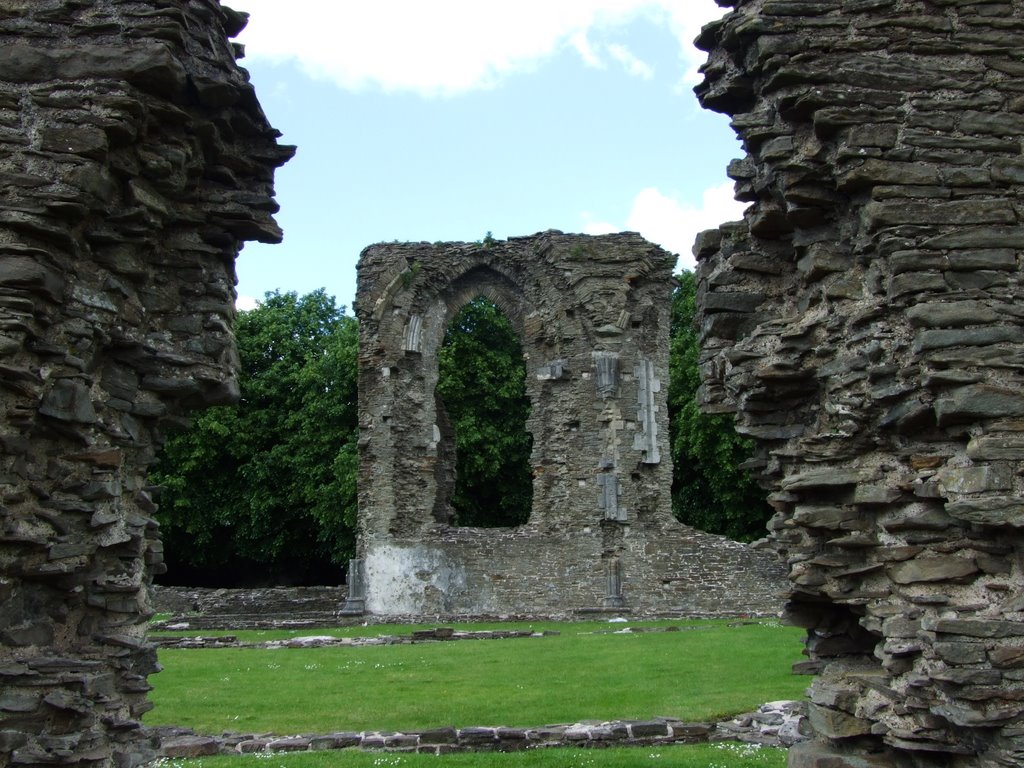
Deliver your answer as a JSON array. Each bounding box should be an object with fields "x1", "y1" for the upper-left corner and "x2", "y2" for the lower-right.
[
  {"x1": 355, "y1": 233, "x2": 786, "y2": 617},
  {"x1": 695, "y1": 1, "x2": 1024, "y2": 767},
  {"x1": 0, "y1": 2, "x2": 291, "y2": 766}
]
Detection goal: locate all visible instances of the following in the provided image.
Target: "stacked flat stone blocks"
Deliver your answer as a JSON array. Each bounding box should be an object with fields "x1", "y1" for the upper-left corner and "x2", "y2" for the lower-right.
[
  {"x1": 355, "y1": 233, "x2": 785, "y2": 616},
  {"x1": 696, "y1": 1, "x2": 1024, "y2": 766},
  {"x1": 0, "y1": 1, "x2": 291, "y2": 765}
]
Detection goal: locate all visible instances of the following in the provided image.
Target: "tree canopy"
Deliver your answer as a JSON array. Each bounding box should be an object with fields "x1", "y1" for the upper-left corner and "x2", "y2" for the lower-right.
[
  {"x1": 667, "y1": 271, "x2": 772, "y2": 541},
  {"x1": 437, "y1": 297, "x2": 533, "y2": 527},
  {"x1": 153, "y1": 278, "x2": 771, "y2": 586},
  {"x1": 152, "y1": 290, "x2": 358, "y2": 585}
]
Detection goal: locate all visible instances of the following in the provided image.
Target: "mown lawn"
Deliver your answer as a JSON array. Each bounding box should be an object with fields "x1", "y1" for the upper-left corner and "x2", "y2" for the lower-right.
[{"x1": 146, "y1": 619, "x2": 807, "y2": 735}]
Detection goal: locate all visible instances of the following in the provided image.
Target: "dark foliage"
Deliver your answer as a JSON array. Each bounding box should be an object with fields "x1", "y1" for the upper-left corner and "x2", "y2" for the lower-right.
[
  {"x1": 667, "y1": 271, "x2": 773, "y2": 541},
  {"x1": 152, "y1": 290, "x2": 358, "y2": 586},
  {"x1": 155, "y1": 277, "x2": 771, "y2": 587},
  {"x1": 436, "y1": 297, "x2": 533, "y2": 527}
]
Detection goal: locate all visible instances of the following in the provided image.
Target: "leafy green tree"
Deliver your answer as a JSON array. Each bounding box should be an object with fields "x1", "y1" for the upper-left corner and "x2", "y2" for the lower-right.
[
  {"x1": 437, "y1": 297, "x2": 533, "y2": 527},
  {"x1": 668, "y1": 271, "x2": 772, "y2": 541},
  {"x1": 153, "y1": 290, "x2": 359, "y2": 585},
  {"x1": 154, "y1": 277, "x2": 770, "y2": 585}
]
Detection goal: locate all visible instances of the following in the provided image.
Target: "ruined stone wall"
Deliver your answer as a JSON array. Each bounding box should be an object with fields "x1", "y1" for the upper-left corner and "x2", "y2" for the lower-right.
[
  {"x1": 0, "y1": 2, "x2": 291, "y2": 765},
  {"x1": 695, "y1": 1, "x2": 1024, "y2": 766},
  {"x1": 151, "y1": 585, "x2": 348, "y2": 630},
  {"x1": 355, "y1": 232, "x2": 785, "y2": 618}
]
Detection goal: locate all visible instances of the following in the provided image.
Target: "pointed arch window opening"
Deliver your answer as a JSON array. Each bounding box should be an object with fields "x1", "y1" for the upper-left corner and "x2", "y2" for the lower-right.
[{"x1": 434, "y1": 295, "x2": 534, "y2": 528}]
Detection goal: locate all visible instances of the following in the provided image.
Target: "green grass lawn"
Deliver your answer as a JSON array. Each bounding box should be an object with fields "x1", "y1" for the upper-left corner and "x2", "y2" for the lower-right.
[
  {"x1": 155, "y1": 743, "x2": 785, "y2": 768},
  {"x1": 147, "y1": 619, "x2": 807, "y2": 735}
]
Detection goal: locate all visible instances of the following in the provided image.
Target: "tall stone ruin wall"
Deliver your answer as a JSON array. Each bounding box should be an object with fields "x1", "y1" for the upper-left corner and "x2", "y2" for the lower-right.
[
  {"x1": 355, "y1": 233, "x2": 786, "y2": 618},
  {"x1": 696, "y1": 1, "x2": 1024, "y2": 766},
  {"x1": 0, "y1": 2, "x2": 291, "y2": 766}
]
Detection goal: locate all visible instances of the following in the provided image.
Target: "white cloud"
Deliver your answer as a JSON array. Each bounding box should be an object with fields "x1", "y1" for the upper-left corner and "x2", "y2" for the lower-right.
[
  {"x1": 584, "y1": 182, "x2": 746, "y2": 270},
  {"x1": 227, "y1": 0, "x2": 727, "y2": 96},
  {"x1": 236, "y1": 294, "x2": 260, "y2": 311},
  {"x1": 570, "y1": 31, "x2": 604, "y2": 69},
  {"x1": 607, "y1": 43, "x2": 653, "y2": 79}
]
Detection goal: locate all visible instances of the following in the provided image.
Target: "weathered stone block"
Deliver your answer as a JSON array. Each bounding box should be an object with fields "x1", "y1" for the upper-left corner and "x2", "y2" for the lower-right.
[
  {"x1": 914, "y1": 327, "x2": 1024, "y2": 353},
  {"x1": 457, "y1": 728, "x2": 498, "y2": 745},
  {"x1": 935, "y1": 465, "x2": 1013, "y2": 495},
  {"x1": 0, "y1": 256, "x2": 64, "y2": 301},
  {"x1": 419, "y1": 727, "x2": 458, "y2": 745},
  {"x1": 933, "y1": 642, "x2": 987, "y2": 665},
  {"x1": 782, "y1": 469, "x2": 865, "y2": 491},
  {"x1": 933, "y1": 702, "x2": 1024, "y2": 727},
  {"x1": 967, "y1": 434, "x2": 1024, "y2": 461},
  {"x1": 907, "y1": 301, "x2": 1000, "y2": 328},
  {"x1": 806, "y1": 704, "x2": 873, "y2": 739},
  {"x1": 630, "y1": 721, "x2": 670, "y2": 738},
  {"x1": 944, "y1": 496, "x2": 1024, "y2": 528},
  {"x1": 267, "y1": 737, "x2": 313, "y2": 752},
  {"x1": 922, "y1": 618, "x2": 1024, "y2": 639},
  {"x1": 935, "y1": 385, "x2": 1024, "y2": 426},
  {"x1": 864, "y1": 199, "x2": 1016, "y2": 231},
  {"x1": 161, "y1": 735, "x2": 221, "y2": 758},
  {"x1": 38, "y1": 379, "x2": 97, "y2": 424},
  {"x1": 40, "y1": 126, "x2": 109, "y2": 158},
  {"x1": 989, "y1": 646, "x2": 1024, "y2": 669},
  {"x1": 793, "y1": 505, "x2": 859, "y2": 530},
  {"x1": 838, "y1": 159, "x2": 942, "y2": 189}
]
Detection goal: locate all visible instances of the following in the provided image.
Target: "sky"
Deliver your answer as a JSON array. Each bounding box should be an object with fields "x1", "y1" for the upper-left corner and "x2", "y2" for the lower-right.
[{"x1": 225, "y1": 0, "x2": 746, "y2": 311}]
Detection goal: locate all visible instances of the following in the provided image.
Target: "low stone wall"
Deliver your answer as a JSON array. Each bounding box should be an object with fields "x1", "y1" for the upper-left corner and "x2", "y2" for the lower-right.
[
  {"x1": 151, "y1": 585, "x2": 348, "y2": 630},
  {"x1": 361, "y1": 526, "x2": 785, "y2": 618},
  {"x1": 150, "y1": 626, "x2": 558, "y2": 649},
  {"x1": 153, "y1": 585, "x2": 348, "y2": 616},
  {"x1": 152, "y1": 700, "x2": 807, "y2": 758},
  {"x1": 151, "y1": 582, "x2": 782, "y2": 629}
]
